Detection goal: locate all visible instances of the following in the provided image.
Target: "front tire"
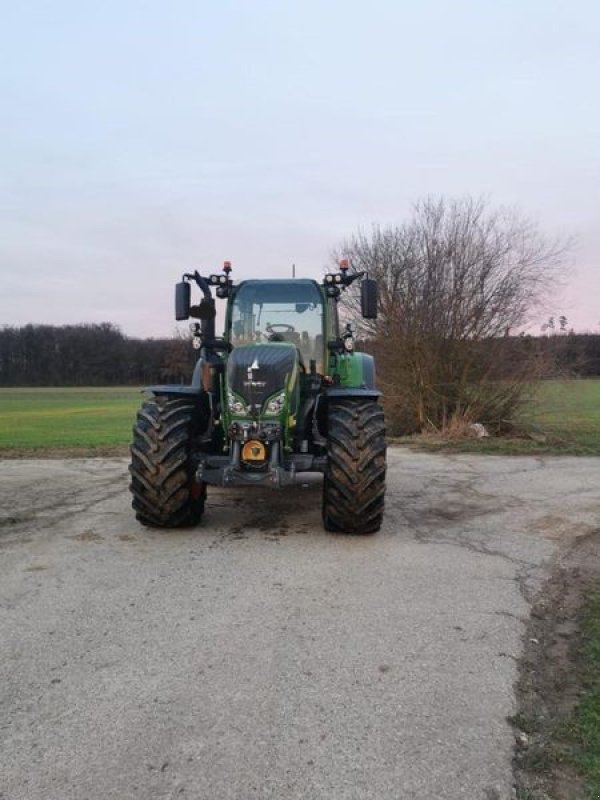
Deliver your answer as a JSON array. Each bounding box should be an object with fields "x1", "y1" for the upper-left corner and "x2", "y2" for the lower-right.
[
  {"x1": 129, "y1": 395, "x2": 205, "y2": 528},
  {"x1": 322, "y1": 399, "x2": 386, "y2": 534}
]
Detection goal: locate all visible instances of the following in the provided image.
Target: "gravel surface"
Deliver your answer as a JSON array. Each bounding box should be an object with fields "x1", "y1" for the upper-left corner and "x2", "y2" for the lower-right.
[{"x1": 1, "y1": 449, "x2": 599, "y2": 800}]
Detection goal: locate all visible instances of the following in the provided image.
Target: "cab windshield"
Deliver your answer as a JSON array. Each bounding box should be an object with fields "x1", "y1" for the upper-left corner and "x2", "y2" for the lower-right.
[{"x1": 230, "y1": 280, "x2": 325, "y2": 367}]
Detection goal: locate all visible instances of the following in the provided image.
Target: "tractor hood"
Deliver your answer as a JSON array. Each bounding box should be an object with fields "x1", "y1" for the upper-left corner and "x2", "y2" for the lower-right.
[{"x1": 226, "y1": 343, "x2": 299, "y2": 413}]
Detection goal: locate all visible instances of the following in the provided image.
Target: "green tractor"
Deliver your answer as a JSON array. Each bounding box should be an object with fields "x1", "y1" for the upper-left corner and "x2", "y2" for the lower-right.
[{"x1": 129, "y1": 261, "x2": 386, "y2": 534}]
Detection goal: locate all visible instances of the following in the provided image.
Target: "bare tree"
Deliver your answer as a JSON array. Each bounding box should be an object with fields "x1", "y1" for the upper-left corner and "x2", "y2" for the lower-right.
[{"x1": 334, "y1": 196, "x2": 571, "y2": 435}]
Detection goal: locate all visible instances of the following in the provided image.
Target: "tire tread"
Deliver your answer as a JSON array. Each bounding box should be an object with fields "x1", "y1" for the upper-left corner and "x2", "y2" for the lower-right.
[
  {"x1": 322, "y1": 399, "x2": 386, "y2": 534},
  {"x1": 129, "y1": 396, "x2": 205, "y2": 528}
]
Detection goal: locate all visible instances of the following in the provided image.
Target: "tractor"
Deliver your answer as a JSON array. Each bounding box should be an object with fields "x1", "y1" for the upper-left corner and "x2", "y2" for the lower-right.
[{"x1": 129, "y1": 261, "x2": 386, "y2": 534}]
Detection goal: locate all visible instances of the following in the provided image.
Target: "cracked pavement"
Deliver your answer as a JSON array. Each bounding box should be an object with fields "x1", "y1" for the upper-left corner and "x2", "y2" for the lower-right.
[{"x1": 1, "y1": 450, "x2": 599, "y2": 799}]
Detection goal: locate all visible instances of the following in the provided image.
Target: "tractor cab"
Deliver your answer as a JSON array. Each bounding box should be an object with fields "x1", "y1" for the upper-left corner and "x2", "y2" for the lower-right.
[{"x1": 228, "y1": 279, "x2": 326, "y2": 372}]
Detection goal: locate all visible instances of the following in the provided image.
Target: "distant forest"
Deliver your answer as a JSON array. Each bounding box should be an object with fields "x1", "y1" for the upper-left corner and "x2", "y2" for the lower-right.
[
  {"x1": 0, "y1": 323, "x2": 195, "y2": 386},
  {"x1": 1, "y1": 323, "x2": 600, "y2": 386}
]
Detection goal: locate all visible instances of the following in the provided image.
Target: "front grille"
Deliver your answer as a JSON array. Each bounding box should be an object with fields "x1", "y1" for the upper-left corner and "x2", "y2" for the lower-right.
[{"x1": 226, "y1": 344, "x2": 296, "y2": 408}]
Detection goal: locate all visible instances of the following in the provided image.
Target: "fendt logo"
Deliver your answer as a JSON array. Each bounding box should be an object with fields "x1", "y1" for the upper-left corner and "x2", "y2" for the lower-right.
[{"x1": 245, "y1": 358, "x2": 266, "y2": 388}]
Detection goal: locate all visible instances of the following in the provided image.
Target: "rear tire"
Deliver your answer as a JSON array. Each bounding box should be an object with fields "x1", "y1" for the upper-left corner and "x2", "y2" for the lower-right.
[
  {"x1": 129, "y1": 395, "x2": 206, "y2": 528},
  {"x1": 322, "y1": 399, "x2": 386, "y2": 534}
]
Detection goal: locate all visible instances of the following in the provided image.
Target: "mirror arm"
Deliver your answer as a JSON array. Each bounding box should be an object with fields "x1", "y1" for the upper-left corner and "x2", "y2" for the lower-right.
[
  {"x1": 182, "y1": 271, "x2": 212, "y2": 300},
  {"x1": 342, "y1": 270, "x2": 365, "y2": 287}
]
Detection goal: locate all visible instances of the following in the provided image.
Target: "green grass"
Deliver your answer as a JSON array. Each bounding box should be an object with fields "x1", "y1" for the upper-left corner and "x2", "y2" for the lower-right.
[
  {"x1": 0, "y1": 387, "x2": 142, "y2": 452},
  {"x1": 396, "y1": 379, "x2": 600, "y2": 456},
  {"x1": 1, "y1": 379, "x2": 600, "y2": 456},
  {"x1": 522, "y1": 379, "x2": 600, "y2": 453},
  {"x1": 559, "y1": 589, "x2": 600, "y2": 799}
]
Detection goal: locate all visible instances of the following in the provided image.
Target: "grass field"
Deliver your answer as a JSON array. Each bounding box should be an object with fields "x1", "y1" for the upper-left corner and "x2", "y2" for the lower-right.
[
  {"x1": 0, "y1": 380, "x2": 599, "y2": 455},
  {"x1": 522, "y1": 379, "x2": 600, "y2": 453},
  {"x1": 397, "y1": 379, "x2": 600, "y2": 456},
  {"x1": 0, "y1": 387, "x2": 142, "y2": 453}
]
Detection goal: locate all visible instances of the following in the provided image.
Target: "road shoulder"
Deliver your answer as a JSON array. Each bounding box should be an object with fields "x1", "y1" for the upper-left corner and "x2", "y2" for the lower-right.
[{"x1": 512, "y1": 530, "x2": 600, "y2": 799}]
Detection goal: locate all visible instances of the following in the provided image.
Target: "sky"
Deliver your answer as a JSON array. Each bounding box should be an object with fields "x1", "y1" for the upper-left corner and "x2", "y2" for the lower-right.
[{"x1": 1, "y1": 0, "x2": 599, "y2": 338}]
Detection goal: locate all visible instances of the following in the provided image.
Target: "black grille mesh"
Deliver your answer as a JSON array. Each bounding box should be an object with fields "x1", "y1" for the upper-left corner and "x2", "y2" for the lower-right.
[{"x1": 226, "y1": 344, "x2": 296, "y2": 408}]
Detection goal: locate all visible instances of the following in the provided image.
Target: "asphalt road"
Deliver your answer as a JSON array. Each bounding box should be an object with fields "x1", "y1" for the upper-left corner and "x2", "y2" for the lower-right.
[{"x1": 1, "y1": 450, "x2": 600, "y2": 800}]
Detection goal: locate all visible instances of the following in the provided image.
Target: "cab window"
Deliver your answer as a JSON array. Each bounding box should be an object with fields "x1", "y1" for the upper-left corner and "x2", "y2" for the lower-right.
[{"x1": 231, "y1": 280, "x2": 325, "y2": 368}]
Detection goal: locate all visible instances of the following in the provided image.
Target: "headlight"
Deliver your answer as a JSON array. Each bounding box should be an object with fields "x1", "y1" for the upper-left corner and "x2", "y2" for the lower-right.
[
  {"x1": 227, "y1": 391, "x2": 248, "y2": 416},
  {"x1": 264, "y1": 392, "x2": 286, "y2": 415}
]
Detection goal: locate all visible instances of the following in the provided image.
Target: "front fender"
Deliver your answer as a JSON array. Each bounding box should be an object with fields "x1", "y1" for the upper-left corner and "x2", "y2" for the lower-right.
[
  {"x1": 325, "y1": 388, "x2": 381, "y2": 399},
  {"x1": 145, "y1": 385, "x2": 204, "y2": 397}
]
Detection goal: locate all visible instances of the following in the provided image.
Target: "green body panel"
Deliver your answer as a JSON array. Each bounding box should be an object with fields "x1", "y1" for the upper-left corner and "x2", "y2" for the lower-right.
[
  {"x1": 221, "y1": 341, "x2": 301, "y2": 452},
  {"x1": 330, "y1": 351, "x2": 376, "y2": 389}
]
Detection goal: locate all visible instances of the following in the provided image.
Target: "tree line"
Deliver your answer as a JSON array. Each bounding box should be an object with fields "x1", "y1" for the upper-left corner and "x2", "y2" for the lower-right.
[
  {"x1": 0, "y1": 323, "x2": 195, "y2": 386},
  {"x1": 1, "y1": 321, "x2": 599, "y2": 391}
]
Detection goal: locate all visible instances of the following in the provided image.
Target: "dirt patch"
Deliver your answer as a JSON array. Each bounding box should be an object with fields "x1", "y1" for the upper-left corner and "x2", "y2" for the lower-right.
[
  {"x1": 512, "y1": 529, "x2": 600, "y2": 799},
  {"x1": 69, "y1": 530, "x2": 103, "y2": 542},
  {"x1": 528, "y1": 514, "x2": 600, "y2": 544},
  {"x1": 0, "y1": 445, "x2": 129, "y2": 459},
  {"x1": 0, "y1": 514, "x2": 34, "y2": 528}
]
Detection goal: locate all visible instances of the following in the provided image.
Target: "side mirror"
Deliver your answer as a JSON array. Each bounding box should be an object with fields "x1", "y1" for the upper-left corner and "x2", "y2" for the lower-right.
[
  {"x1": 175, "y1": 281, "x2": 191, "y2": 320},
  {"x1": 360, "y1": 278, "x2": 378, "y2": 319}
]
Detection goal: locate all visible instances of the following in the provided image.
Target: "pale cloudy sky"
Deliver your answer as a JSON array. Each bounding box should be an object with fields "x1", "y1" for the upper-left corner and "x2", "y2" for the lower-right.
[{"x1": 1, "y1": 0, "x2": 599, "y2": 337}]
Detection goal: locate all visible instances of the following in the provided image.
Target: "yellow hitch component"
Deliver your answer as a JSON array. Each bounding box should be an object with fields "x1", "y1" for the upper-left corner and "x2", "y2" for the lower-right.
[{"x1": 241, "y1": 440, "x2": 267, "y2": 462}]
